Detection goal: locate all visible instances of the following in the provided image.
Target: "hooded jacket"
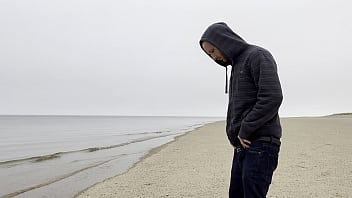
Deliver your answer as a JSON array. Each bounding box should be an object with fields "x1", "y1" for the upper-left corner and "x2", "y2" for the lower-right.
[{"x1": 200, "y1": 22, "x2": 283, "y2": 147}]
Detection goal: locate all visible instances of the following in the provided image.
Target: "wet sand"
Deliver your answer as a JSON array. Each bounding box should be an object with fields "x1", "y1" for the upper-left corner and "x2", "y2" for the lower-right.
[{"x1": 76, "y1": 117, "x2": 352, "y2": 197}]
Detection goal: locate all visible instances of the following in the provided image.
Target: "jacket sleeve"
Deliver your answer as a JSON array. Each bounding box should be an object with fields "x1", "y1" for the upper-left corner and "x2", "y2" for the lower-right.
[{"x1": 238, "y1": 50, "x2": 283, "y2": 140}]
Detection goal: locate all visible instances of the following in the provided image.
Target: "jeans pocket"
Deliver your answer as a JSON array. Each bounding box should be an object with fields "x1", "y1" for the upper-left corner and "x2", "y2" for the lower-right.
[{"x1": 245, "y1": 148, "x2": 278, "y2": 184}]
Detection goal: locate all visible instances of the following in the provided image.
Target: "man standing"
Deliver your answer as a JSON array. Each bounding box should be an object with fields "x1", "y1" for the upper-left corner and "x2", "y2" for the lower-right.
[{"x1": 200, "y1": 22, "x2": 283, "y2": 197}]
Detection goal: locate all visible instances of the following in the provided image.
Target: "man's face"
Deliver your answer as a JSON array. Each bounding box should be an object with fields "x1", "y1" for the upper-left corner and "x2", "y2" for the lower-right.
[{"x1": 202, "y1": 42, "x2": 228, "y2": 62}]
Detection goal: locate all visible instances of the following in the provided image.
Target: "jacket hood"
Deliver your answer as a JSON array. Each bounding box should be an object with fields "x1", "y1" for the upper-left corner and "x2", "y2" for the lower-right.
[{"x1": 200, "y1": 22, "x2": 249, "y2": 66}]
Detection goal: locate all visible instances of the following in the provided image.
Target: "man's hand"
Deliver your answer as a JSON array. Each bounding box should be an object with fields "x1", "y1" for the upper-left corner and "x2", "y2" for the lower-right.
[{"x1": 238, "y1": 136, "x2": 251, "y2": 148}]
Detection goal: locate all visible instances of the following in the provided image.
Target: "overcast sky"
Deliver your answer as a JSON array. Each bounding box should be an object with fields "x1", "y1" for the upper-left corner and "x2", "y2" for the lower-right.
[{"x1": 1, "y1": 0, "x2": 351, "y2": 117}]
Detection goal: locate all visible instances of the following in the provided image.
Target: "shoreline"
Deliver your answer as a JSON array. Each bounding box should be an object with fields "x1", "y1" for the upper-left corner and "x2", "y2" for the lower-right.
[
  {"x1": 75, "y1": 120, "x2": 231, "y2": 197},
  {"x1": 76, "y1": 117, "x2": 352, "y2": 197},
  {"x1": 74, "y1": 120, "x2": 226, "y2": 197},
  {"x1": 1, "y1": 116, "x2": 222, "y2": 198}
]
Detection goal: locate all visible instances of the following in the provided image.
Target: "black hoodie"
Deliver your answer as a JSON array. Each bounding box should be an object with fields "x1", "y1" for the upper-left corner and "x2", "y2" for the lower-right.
[{"x1": 200, "y1": 22, "x2": 283, "y2": 147}]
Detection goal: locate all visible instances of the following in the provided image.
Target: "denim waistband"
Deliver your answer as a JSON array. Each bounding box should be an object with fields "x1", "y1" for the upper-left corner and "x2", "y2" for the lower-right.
[{"x1": 254, "y1": 136, "x2": 281, "y2": 146}]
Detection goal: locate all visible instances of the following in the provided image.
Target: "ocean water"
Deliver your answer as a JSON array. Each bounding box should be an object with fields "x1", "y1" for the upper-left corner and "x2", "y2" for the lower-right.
[{"x1": 0, "y1": 115, "x2": 222, "y2": 198}]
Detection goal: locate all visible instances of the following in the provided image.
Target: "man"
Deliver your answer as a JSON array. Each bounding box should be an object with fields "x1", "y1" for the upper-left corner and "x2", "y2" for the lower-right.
[{"x1": 199, "y1": 22, "x2": 283, "y2": 198}]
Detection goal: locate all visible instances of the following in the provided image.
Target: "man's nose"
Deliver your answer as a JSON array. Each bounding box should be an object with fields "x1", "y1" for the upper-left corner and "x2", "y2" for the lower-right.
[{"x1": 211, "y1": 54, "x2": 217, "y2": 60}]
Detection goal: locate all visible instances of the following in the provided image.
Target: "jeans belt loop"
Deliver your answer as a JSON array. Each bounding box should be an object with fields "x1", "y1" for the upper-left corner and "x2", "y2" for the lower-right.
[{"x1": 236, "y1": 147, "x2": 241, "y2": 153}]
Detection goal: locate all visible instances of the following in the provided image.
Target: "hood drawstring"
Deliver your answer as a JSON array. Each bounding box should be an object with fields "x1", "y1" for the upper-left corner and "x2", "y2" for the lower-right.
[{"x1": 225, "y1": 66, "x2": 228, "y2": 94}]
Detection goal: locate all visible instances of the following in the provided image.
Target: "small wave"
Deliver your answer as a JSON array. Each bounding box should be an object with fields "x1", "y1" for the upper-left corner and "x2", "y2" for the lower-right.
[
  {"x1": 125, "y1": 130, "x2": 171, "y2": 136},
  {"x1": 0, "y1": 152, "x2": 66, "y2": 165},
  {"x1": 86, "y1": 132, "x2": 178, "y2": 152},
  {"x1": 32, "y1": 153, "x2": 61, "y2": 162}
]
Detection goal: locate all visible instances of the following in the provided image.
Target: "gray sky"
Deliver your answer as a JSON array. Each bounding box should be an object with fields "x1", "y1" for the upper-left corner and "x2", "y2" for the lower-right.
[{"x1": 1, "y1": 0, "x2": 351, "y2": 117}]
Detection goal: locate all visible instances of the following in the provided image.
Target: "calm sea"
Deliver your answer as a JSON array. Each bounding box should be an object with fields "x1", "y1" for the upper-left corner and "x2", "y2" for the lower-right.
[{"x1": 0, "y1": 115, "x2": 223, "y2": 198}]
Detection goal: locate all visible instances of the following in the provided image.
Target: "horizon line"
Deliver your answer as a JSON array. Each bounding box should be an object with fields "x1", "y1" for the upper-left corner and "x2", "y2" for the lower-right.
[{"x1": 0, "y1": 114, "x2": 226, "y2": 118}]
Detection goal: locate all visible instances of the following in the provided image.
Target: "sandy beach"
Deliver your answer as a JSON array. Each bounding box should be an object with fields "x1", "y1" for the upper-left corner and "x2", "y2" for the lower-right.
[{"x1": 76, "y1": 117, "x2": 352, "y2": 198}]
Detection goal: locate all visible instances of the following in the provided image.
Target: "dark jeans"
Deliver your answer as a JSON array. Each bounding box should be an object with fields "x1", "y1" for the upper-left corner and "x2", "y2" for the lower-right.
[{"x1": 229, "y1": 141, "x2": 280, "y2": 198}]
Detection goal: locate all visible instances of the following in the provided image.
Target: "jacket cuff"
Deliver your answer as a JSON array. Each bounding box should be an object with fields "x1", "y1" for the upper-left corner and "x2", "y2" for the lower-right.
[{"x1": 238, "y1": 124, "x2": 252, "y2": 140}]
